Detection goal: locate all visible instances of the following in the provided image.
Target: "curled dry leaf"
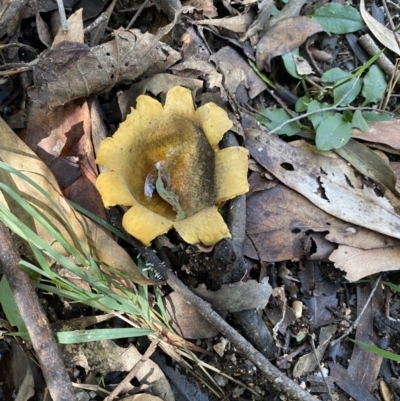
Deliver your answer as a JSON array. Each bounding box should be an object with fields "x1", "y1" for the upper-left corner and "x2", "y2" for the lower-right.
[
  {"x1": 0, "y1": 117, "x2": 156, "y2": 285},
  {"x1": 245, "y1": 129, "x2": 400, "y2": 241},
  {"x1": 360, "y1": 0, "x2": 400, "y2": 56},
  {"x1": 256, "y1": 16, "x2": 325, "y2": 71},
  {"x1": 29, "y1": 29, "x2": 181, "y2": 110}
]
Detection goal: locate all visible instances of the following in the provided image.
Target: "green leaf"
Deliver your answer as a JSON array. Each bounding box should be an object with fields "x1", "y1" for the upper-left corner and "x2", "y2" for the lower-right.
[
  {"x1": 362, "y1": 111, "x2": 394, "y2": 123},
  {"x1": 352, "y1": 110, "x2": 369, "y2": 131},
  {"x1": 362, "y1": 65, "x2": 387, "y2": 104},
  {"x1": 316, "y1": 113, "x2": 352, "y2": 150},
  {"x1": 282, "y1": 49, "x2": 301, "y2": 79},
  {"x1": 349, "y1": 339, "x2": 400, "y2": 362},
  {"x1": 311, "y1": 3, "x2": 365, "y2": 34},
  {"x1": 0, "y1": 276, "x2": 29, "y2": 340},
  {"x1": 256, "y1": 108, "x2": 301, "y2": 136},
  {"x1": 307, "y1": 100, "x2": 335, "y2": 129},
  {"x1": 295, "y1": 96, "x2": 310, "y2": 112},
  {"x1": 322, "y1": 67, "x2": 362, "y2": 106},
  {"x1": 55, "y1": 328, "x2": 155, "y2": 344}
]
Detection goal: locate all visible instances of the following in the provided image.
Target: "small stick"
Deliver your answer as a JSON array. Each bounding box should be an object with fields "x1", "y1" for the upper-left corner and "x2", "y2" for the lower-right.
[
  {"x1": 55, "y1": 0, "x2": 68, "y2": 32},
  {"x1": 310, "y1": 333, "x2": 334, "y2": 401},
  {"x1": 126, "y1": 0, "x2": 150, "y2": 29},
  {"x1": 104, "y1": 339, "x2": 159, "y2": 401},
  {"x1": 330, "y1": 275, "x2": 381, "y2": 346},
  {"x1": 130, "y1": 237, "x2": 317, "y2": 401}
]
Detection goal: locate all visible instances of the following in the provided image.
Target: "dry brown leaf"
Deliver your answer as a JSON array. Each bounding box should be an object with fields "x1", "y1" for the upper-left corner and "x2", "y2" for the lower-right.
[
  {"x1": 360, "y1": 0, "x2": 400, "y2": 56},
  {"x1": 186, "y1": 0, "x2": 218, "y2": 17},
  {"x1": 244, "y1": 183, "x2": 400, "y2": 262},
  {"x1": 60, "y1": 339, "x2": 174, "y2": 401},
  {"x1": 330, "y1": 245, "x2": 400, "y2": 281},
  {"x1": 52, "y1": 8, "x2": 84, "y2": 46},
  {"x1": 256, "y1": 16, "x2": 325, "y2": 71},
  {"x1": 29, "y1": 28, "x2": 181, "y2": 110},
  {"x1": 245, "y1": 129, "x2": 400, "y2": 241},
  {"x1": 210, "y1": 46, "x2": 268, "y2": 99},
  {"x1": 0, "y1": 117, "x2": 156, "y2": 285},
  {"x1": 352, "y1": 120, "x2": 400, "y2": 150},
  {"x1": 26, "y1": 98, "x2": 106, "y2": 219},
  {"x1": 293, "y1": 325, "x2": 336, "y2": 378},
  {"x1": 165, "y1": 291, "x2": 219, "y2": 339},
  {"x1": 118, "y1": 73, "x2": 203, "y2": 119},
  {"x1": 195, "y1": 11, "x2": 254, "y2": 33}
]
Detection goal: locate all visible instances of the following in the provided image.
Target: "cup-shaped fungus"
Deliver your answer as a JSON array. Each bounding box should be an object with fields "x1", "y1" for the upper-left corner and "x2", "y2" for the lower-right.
[{"x1": 95, "y1": 86, "x2": 249, "y2": 246}]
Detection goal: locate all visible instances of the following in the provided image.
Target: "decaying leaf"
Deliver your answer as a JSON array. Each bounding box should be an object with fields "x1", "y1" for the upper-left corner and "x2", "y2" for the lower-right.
[
  {"x1": 188, "y1": 0, "x2": 218, "y2": 17},
  {"x1": 245, "y1": 129, "x2": 400, "y2": 241},
  {"x1": 29, "y1": 29, "x2": 181, "y2": 110},
  {"x1": 195, "y1": 11, "x2": 254, "y2": 33},
  {"x1": 118, "y1": 72, "x2": 204, "y2": 119},
  {"x1": 352, "y1": 120, "x2": 400, "y2": 150},
  {"x1": 60, "y1": 339, "x2": 174, "y2": 401},
  {"x1": 0, "y1": 117, "x2": 155, "y2": 285},
  {"x1": 244, "y1": 183, "x2": 400, "y2": 262},
  {"x1": 209, "y1": 46, "x2": 268, "y2": 100},
  {"x1": 293, "y1": 325, "x2": 336, "y2": 377},
  {"x1": 256, "y1": 16, "x2": 325, "y2": 71},
  {"x1": 96, "y1": 86, "x2": 249, "y2": 246},
  {"x1": 165, "y1": 291, "x2": 219, "y2": 339}
]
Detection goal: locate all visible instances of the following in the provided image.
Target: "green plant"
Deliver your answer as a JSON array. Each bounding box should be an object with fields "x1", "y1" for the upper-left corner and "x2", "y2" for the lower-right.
[
  {"x1": 250, "y1": 36, "x2": 393, "y2": 151},
  {"x1": 0, "y1": 161, "x2": 172, "y2": 344}
]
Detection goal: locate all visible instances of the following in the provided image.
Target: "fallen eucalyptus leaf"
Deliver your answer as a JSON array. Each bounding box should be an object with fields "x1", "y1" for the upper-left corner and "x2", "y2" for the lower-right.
[
  {"x1": 330, "y1": 245, "x2": 400, "y2": 281},
  {"x1": 360, "y1": 0, "x2": 400, "y2": 56},
  {"x1": 245, "y1": 129, "x2": 400, "y2": 240}
]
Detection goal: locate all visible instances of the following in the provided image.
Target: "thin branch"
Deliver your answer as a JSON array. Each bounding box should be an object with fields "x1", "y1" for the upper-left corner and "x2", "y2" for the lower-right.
[
  {"x1": 104, "y1": 339, "x2": 159, "y2": 401},
  {"x1": 55, "y1": 0, "x2": 68, "y2": 32},
  {"x1": 0, "y1": 223, "x2": 76, "y2": 401},
  {"x1": 130, "y1": 237, "x2": 317, "y2": 401},
  {"x1": 330, "y1": 275, "x2": 382, "y2": 346}
]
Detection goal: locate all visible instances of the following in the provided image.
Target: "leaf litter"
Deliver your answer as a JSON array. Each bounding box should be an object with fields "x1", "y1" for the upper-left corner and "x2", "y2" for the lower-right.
[{"x1": 2, "y1": 0, "x2": 400, "y2": 400}]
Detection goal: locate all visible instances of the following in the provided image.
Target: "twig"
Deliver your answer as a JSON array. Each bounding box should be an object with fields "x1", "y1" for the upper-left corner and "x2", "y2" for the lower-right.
[
  {"x1": 55, "y1": 0, "x2": 68, "y2": 32},
  {"x1": 104, "y1": 339, "x2": 159, "y2": 401},
  {"x1": 358, "y1": 34, "x2": 396, "y2": 77},
  {"x1": 130, "y1": 237, "x2": 317, "y2": 401},
  {"x1": 310, "y1": 333, "x2": 334, "y2": 401},
  {"x1": 126, "y1": 0, "x2": 150, "y2": 29},
  {"x1": 330, "y1": 275, "x2": 382, "y2": 346},
  {"x1": 0, "y1": 222, "x2": 76, "y2": 401},
  {"x1": 381, "y1": 0, "x2": 400, "y2": 51},
  {"x1": 84, "y1": 13, "x2": 108, "y2": 34}
]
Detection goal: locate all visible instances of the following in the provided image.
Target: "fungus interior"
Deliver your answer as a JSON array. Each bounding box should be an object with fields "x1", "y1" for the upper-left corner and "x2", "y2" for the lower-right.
[{"x1": 123, "y1": 116, "x2": 217, "y2": 221}]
